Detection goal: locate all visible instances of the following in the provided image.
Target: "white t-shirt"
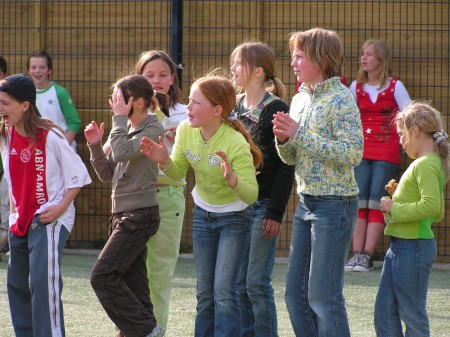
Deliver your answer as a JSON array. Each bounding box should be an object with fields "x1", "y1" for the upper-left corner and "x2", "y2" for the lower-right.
[
  {"x1": 349, "y1": 78, "x2": 412, "y2": 111},
  {"x1": 156, "y1": 103, "x2": 188, "y2": 186},
  {"x1": 2, "y1": 129, "x2": 91, "y2": 233}
]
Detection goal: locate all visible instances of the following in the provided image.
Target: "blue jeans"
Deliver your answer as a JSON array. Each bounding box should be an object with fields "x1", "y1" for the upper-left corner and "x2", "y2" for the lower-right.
[
  {"x1": 238, "y1": 199, "x2": 278, "y2": 337},
  {"x1": 354, "y1": 159, "x2": 398, "y2": 209},
  {"x1": 285, "y1": 194, "x2": 357, "y2": 337},
  {"x1": 374, "y1": 237, "x2": 436, "y2": 337},
  {"x1": 193, "y1": 205, "x2": 252, "y2": 337}
]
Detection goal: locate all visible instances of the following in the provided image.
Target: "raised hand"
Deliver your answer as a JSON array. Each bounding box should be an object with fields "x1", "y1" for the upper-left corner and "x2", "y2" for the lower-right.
[
  {"x1": 215, "y1": 150, "x2": 237, "y2": 188},
  {"x1": 140, "y1": 136, "x2": 171, "y2": 168},
  {"x1": 84, "y1": 121, "x2": 105, "y2": 144},
  {"x1": 109, "y1": 88, "x2": 133, "y2": 116}
]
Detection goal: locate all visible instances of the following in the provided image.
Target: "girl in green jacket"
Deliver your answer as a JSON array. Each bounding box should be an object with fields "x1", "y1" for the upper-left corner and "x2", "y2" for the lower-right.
[{"x1": 141, "y1": 74, "x2": 261, "y2": 337}]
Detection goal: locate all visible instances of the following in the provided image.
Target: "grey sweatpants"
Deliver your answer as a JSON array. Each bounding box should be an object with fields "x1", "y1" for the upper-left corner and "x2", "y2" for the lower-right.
[
  {"x1": 7, "y1": 215, "x2": 69, "y2": 337},
  {"x1": 0, "y1": 175, "x2": 9, "y2": 231}
]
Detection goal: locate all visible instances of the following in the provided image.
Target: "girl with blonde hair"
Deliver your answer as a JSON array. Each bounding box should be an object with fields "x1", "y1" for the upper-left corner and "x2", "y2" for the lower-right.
[
  {"x1": 230, "y1": 41, "x2": 294, "y2": 337},
  {"x1": 378, "y1": 101, "x2": 449, "y2": 337},
  {"x1": 272, "y1": 28, "x2": 363, "y2": 337},
  {"x1": 346, "y1": 39, "x2": 412, "y2": 272}
]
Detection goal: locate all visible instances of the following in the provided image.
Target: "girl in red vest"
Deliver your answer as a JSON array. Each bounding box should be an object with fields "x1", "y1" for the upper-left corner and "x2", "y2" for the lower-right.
[{"x1": 345, "y1": 40, "x2": 412, "y2": 272}]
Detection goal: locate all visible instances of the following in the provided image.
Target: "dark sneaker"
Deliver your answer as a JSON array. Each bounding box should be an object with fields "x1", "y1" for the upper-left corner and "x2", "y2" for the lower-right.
[
  {"x1": 344, "y1": 253, "x2": 360, "y2": 272},
  {"x1": 353, "y1": 253, "x2": 374, "y2": 272}
]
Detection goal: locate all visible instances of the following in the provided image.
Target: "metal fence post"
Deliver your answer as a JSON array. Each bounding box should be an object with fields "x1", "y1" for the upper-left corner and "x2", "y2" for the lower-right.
[{"x1": 171, "y1": 0, "x2": 184, "y2": 90}]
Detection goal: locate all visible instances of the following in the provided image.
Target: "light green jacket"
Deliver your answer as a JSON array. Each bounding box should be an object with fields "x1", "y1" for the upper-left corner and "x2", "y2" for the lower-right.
[
  {"x1": 164, "y1": 120, "x2": 258, "y2": 206},
  {"x1": 387, "y1": 153, "x2": 446, "y2": 239}
]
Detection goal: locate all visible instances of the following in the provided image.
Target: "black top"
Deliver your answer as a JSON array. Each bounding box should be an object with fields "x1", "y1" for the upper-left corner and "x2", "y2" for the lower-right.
[{"x1": 236, "y1": 94, "x2": 295, "y2": 223}]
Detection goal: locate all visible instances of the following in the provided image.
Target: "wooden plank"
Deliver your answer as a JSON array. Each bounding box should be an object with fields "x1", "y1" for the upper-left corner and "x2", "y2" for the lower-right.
[{"x1": 33, "y1": 0, "x2": 44, "y2": 50}]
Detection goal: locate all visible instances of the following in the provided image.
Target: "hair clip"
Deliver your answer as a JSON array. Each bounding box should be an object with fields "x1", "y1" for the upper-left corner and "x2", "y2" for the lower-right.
[
  {"x1": 433, "y1": 130, "x2": 448, "y2": 143},
  {"x1": 227, "y1": 111, "x2": 238, "y2": 121}
]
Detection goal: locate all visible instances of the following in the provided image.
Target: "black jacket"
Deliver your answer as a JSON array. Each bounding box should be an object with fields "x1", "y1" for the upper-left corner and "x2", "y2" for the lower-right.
[{"x1": 237, "y1": 95, "x2": 295, "y2": 223}]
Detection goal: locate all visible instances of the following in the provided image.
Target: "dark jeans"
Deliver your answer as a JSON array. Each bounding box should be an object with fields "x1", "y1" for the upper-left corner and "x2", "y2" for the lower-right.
[{"x1": 91, "y1": 206, "x2": 160, "y2": 337}]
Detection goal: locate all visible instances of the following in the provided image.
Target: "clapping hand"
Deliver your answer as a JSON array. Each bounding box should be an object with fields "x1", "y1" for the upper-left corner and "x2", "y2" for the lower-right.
[
  {"x1": 272, "y1": 111, "x2": 298, "y2": 143},
  {"x1": 216, "y1": 150, "x2": 237, "y2": 188}
]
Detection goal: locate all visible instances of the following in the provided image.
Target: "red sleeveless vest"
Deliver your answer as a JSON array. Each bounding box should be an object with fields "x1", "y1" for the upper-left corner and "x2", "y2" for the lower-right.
[{"x1": 356, "y1": 78, "x2": 401, "y2": 164}]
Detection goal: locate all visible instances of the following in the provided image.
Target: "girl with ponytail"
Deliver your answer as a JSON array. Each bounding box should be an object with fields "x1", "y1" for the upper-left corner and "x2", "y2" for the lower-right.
[
  {"x1": 230, "y1": 41, "x2": 295, "y2": 337},
  {"x1": 140, "y1": 73, "x2": 260, "y2": 337},
  {"x1": 377, "y1": 101, "x2": 449, "y2": 337}
]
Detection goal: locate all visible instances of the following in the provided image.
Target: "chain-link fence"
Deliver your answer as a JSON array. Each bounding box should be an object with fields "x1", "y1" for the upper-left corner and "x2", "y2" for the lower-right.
[{"x1": 1, "y1": 0, "x2": 449, "y2": 260}]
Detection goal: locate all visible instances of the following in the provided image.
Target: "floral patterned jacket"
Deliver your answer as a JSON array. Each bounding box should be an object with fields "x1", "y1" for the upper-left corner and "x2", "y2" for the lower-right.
[{"x1": 276, "y1": 77, "x2": 363, "y2": 196}]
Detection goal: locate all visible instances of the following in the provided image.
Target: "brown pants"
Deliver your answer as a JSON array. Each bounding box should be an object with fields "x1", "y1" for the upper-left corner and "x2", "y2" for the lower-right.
[{"x1": 91, "y1": 206, "x2": 160, "y2": 337}]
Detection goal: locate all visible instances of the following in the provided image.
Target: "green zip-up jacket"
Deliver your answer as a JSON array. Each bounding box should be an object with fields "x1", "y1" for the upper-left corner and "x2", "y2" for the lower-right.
[
  {"x1": 163, "y1": 120, "x2": 258, "y2": 207},
  {"x1": 386, "y1": 152, "x2": 446, "y2": 239}
]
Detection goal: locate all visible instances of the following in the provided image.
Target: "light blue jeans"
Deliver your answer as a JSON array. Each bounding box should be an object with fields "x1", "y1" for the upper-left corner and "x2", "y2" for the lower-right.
[
  {"x1": 354, "y1": 159, "x2": 399, "y2": 209},
  {"x1": 374, "y1": 237, "x2": 436, "y2": 337},
  {"x1": 193, "y1": 205, "x2": 252, "y2": 337},
  {"x1": 285, "y1": 194, "x2": 357, "y2": 337},
  {"x1": 238, "y1": 199, "x2": 278, "y2": 337}
]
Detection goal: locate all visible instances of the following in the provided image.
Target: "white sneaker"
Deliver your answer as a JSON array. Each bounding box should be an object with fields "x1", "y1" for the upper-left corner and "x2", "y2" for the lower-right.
[
  {"x1": 353, "y1": 253, "x2": 374, "y2": 272},
  {"x1": 147, "y1": 324, "x2": 165, "y2": 337},
  {"x1": 344, "y1": 253, "x2": 360, "y2": 272}
]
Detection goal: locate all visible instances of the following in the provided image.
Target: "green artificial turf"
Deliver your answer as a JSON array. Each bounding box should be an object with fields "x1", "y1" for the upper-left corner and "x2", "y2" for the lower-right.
[{"x1": 0, "y1": 252, "x2": 449, "y2": 337}]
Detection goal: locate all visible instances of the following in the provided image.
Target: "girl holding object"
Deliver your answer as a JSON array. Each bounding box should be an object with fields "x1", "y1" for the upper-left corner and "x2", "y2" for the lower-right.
[{"x1": 378, "y1": 101, "x2": 449, "y2": 337}]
